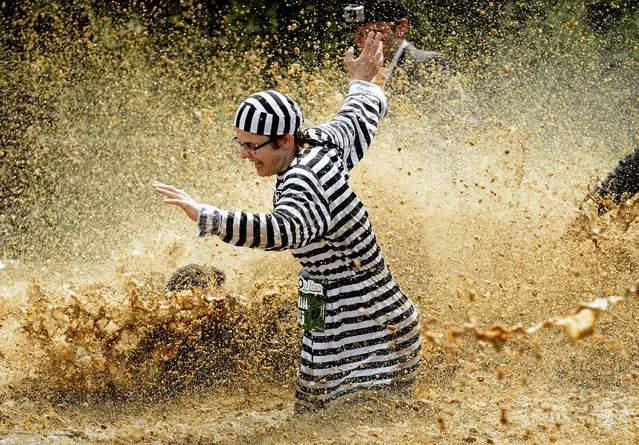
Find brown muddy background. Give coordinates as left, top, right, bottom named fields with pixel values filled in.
left=2, top=1, right=639, bottom=444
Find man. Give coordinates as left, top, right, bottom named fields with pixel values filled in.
left=165, top=263, right=226, bottom=293
left=153, top=32, right=422, bottom=412
left=344, top=0, right=449, bottom=91
left=344, top=0, right=478, bottom=121
left=589, top=146, right=639, bottom=215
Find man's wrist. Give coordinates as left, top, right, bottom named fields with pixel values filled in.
left=199, top=205, right=221, bottom=237
left=347, top=80, right=388, bottom=115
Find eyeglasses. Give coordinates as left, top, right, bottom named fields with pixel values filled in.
left=233, top=136, right=276, bottom=155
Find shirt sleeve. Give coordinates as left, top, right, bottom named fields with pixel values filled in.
left=304, top=80, right=387, bottom=171
left=198, top=166, right=330, bottom=250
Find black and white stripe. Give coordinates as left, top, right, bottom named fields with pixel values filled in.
left=234, top=90, right=304, bottom=136
left=200, top=80, right=421, bottom=410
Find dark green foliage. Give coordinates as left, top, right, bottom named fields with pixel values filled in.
left=2, top=1, right=638, bottom=63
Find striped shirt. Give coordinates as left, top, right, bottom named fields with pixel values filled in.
left=199, top=80, right=387, bottom=274
left=199, top=80, right=421, bottom=409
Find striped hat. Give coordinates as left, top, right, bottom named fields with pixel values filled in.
left=234, top=90, right=304, bottom=136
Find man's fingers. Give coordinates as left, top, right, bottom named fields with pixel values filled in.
left=374, top=43, right=384, bottom=66
left=360, top=31, right=375, bottom=59
left=152, top=182, right=184, bottom=194
left=154, top=184, right=179, bottom=193
left=162, top=199, right=189, bottom=208
left=344, top=46, right=354, bottom=65
left=152, top=181, right=175, bottom=190
left=373, top=33, right=383, bottom=61
left=153, top=186, right=180, bottom=198
left=372, top=31, right=383, bottom=46
left=356, top=31, right=383, bottom=66
left=157, top=189, right=182, bottom=200
left=153, top=184, right=190, bottom=200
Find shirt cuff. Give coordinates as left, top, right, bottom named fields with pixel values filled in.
left=198, top=205, right=221, bottom=237
left=348, top=80, right=388, bottom=117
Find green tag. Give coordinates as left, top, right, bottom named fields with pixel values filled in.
left=297, top=273, right=326, bottom=332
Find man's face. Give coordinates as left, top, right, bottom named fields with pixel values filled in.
left=235, top=128, right=288, bottom=177
left=355, top=20, right=407, bottom=58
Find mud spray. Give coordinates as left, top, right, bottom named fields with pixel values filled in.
left=2, top=3, right=639, bottom=444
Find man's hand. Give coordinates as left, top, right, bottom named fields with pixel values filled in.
left=153, top=181, right=200, bottom=222
left=345, top=31, right=384, bottom=82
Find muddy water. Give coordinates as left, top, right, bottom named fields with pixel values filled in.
left=2, top=19, right=639, bottom=444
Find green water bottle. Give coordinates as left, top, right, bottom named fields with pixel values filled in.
left=297, top=272, right=326, bottom=332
